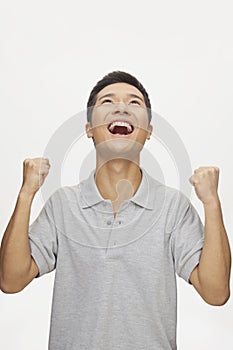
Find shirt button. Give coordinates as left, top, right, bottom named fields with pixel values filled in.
left=107, top=220, right=111, bottom=225
left=118, top=220, right=122, bottom=224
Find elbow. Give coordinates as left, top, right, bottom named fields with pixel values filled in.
left=0, top=284, right=24, bottom=294
left=216, top=292, right=231, bottom=306
left=205, top=291, right=231, bottom=306
left=0, top=285, right=22, bottom=294
left=0, top=279, right=25, bottom=294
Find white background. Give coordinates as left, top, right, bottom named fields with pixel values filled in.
left=0, top=1, right=233, bottom=349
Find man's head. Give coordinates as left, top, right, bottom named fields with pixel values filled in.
left=87, top=71, right=152, bottom=127
left=85, top=71, right=153, bottom=156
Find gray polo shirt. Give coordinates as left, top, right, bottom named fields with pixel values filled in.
left=28, top=167, right=204, bottom=350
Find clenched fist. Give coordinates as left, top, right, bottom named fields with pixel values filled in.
left=21, top=157, right=51, bottom=196
left=189, top=166, right=219, bottom=205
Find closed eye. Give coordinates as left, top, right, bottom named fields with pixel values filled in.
left=102, top=99, right=113, bottom=104
left=102, top=99, right=141, bottom=105
left=130, top=100, right=140, bottom=105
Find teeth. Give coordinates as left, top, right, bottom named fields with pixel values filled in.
left=109, top=121, right=132, bottom=132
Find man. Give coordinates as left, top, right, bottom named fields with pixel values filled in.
left=0, top=71, right=231, bottom=349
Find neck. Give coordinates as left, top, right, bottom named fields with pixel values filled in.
left=94, top=157, right=142, bottom=203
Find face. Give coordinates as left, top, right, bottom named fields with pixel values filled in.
left=86, top=82, right=153, bottom=158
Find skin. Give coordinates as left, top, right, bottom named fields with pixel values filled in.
left=189, top=167, right=231, bottom=305
left=85, top=82, right=153, bottom=217
left=0, top=158, right=50, bottom=292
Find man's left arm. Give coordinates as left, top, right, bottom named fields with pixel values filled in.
left=189, top=166, right=231, bottom=306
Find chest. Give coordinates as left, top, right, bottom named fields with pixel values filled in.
left=56, top=218, right=173, bottom=280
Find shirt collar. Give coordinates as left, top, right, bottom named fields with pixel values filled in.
left=80, top=166, right=157, bottom=210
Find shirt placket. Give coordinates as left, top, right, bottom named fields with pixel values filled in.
left=104, top=201, right=133, bottom=259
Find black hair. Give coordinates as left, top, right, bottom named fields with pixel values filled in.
left=86, top=70, right=152, bottom=126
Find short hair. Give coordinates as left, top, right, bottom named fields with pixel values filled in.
left=86, top=71, right=152, bottom=126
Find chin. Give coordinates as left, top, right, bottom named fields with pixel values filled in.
left=96, top=138, right=144, bottom=161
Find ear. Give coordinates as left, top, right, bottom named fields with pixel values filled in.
left=146, top=124, right=153, bottom=140
left=85, top=122, right=94, bottom=138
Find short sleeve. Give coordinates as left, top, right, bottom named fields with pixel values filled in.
left=170, top=196, right=205, bottom=284
left=28, top=196, right=58, bottom=278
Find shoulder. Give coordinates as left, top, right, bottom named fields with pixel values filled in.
left=146, top=170, right=190, bottom=208
left=45, top=182, right=84, bottom=207
left=145, top=171, right=192, bottom=231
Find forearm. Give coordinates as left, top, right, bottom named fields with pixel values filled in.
left=198, top=197, right=231, bottom=301
left=0, top=189, right=35, bottom=291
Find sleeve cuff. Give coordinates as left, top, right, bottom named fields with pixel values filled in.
left=29, top=238, right=50, bottom=278
left=179, top=237, right=204, bottom=284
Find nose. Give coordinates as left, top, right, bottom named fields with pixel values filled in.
left=112, top=102, right=130, bottom=115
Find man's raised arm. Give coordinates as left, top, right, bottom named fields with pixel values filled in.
left=0, top=157, right=50, bottom=293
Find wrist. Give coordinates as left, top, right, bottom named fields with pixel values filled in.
left=203, top=196, right=221, bottom=209
left=19, top=187, right=36, bottom=201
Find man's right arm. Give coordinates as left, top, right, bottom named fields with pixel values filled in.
left=0, top=189, right=39, bottom=293
left=0, top=157, right=51, bottom=293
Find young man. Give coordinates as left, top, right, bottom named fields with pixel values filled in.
left=0, top=71, right=231, bottom=349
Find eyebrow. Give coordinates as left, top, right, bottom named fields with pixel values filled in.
left=98, top=93, right=144, bottom=103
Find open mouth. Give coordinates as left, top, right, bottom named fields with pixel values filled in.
left=107, top=121, right=134, bottom=135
